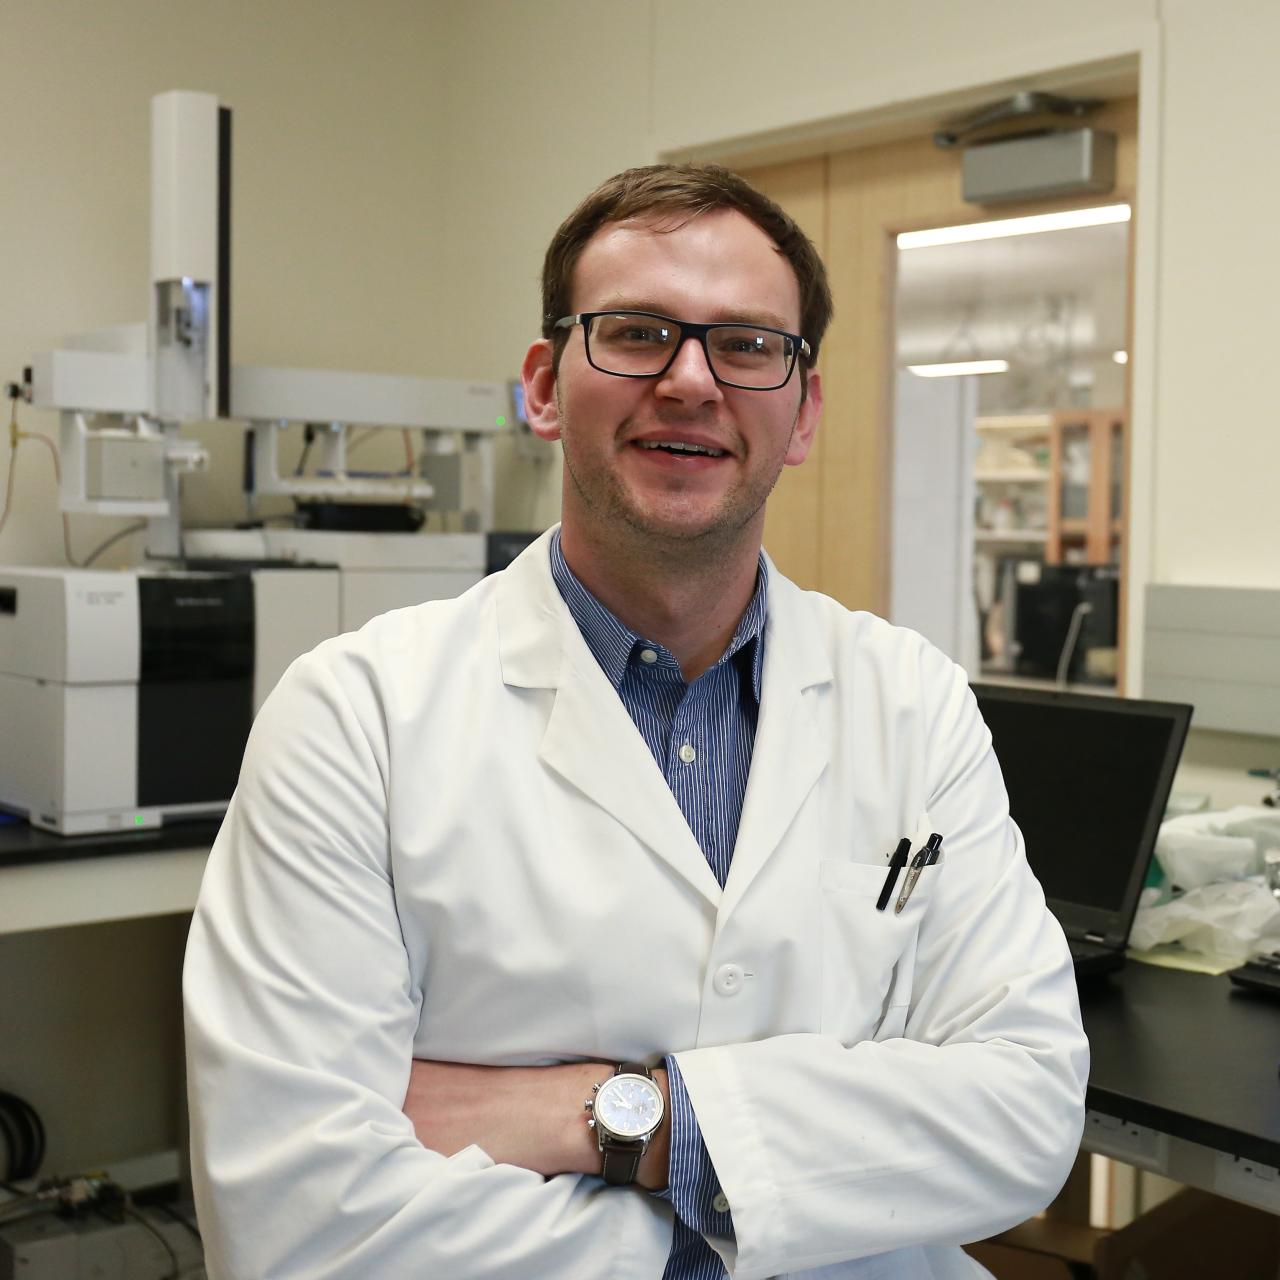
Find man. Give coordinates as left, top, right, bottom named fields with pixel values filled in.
left=184, top=165, right=1088, bottom=1279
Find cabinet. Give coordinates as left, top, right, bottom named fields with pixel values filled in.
left=1046, top=409, right=1125, bottom=565
left=973, top=411, right=1125, bottom=565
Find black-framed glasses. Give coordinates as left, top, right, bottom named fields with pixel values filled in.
left=554, top=311, right=810, bottom=391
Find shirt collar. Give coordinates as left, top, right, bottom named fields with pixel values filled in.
left=549, top=527, right=767, bottom=700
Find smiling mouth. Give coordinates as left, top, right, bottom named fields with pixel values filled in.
left=636, top=441, right=727, bottom=458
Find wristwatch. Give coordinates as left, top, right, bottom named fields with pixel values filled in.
left=585, top=1062, right=665, bottom=1185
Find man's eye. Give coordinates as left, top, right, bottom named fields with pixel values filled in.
left=714, top=331, right=777, bottom=360
left=598, top=319, right=670, bottom=345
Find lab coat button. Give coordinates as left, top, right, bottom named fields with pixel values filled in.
left=712, top=1192, right=730, bottom=1214
left=679, top=743, right=697, bottom=764
left=713, top=963, right=744, bottom=996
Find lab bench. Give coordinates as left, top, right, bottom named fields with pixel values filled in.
left=0, top=819, right=217, bottom=935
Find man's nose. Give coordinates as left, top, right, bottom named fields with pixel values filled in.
left=656, top=334, right=720, bottom=397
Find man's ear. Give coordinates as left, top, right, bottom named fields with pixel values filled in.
left=784, top=368, right=822, bottom=467
left=521, top=339, right=562, bottom=442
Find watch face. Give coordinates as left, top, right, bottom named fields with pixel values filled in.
left=596, top=1074, right=663, bottom=1139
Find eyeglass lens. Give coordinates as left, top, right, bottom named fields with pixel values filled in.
left=586, top=313, right=796, bottom=388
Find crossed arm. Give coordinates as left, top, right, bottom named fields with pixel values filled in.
left=401, top=1059, right=672, bottom=1191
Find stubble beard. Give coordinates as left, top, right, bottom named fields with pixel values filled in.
left=557, top=397, right=797, bottom=570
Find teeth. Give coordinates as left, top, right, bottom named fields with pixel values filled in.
left=640, top=441, right=726, bottom=457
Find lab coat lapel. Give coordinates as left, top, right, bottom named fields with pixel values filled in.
left=495, top=531, right=721, bottom=908
left=721, top=562, right=833, bottom=917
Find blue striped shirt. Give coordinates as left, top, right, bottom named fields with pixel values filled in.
left=550, top=529, right=765, bottom=1280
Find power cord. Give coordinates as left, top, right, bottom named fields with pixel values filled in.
left=81, top=519, right=147, bottom=568
left=0, top=1174, right=182, bottom=1279
left=124, top=1204, right=182, bottom=1279
left=0, top=1090, right=45, bottom=1182
left=0, top=386, right=78, bottom=565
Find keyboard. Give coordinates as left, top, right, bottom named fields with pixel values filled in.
left=1228, top=953, right=1280, bottom=997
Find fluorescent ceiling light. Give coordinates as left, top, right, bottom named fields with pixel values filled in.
left=908, top=359, right=1009, bottom=378
left=1112, top=350, right=1129, bottom=365
left=898, top=204, right=1131, bottom=250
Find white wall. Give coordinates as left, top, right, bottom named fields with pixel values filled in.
left=428, top=2, right=657, bottom=529
left=1153, top=0, right=1276, bottom=588
left=648, top=0, right=1156, bottom=155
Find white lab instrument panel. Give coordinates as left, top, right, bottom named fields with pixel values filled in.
left=0, top=566, right=337, bottom=835
left=183, top=529, right=486, bottom=633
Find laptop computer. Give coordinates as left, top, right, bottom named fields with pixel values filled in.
left=971, top=683, right=1192, bottom=978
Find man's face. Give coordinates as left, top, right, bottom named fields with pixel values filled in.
left=524, top=208, right=821, bottom=553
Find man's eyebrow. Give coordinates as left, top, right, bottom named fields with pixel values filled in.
left=590, top=299, right=797, bottom=331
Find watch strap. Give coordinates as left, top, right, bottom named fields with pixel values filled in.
left=600, top=1140, right=645, bottom=1186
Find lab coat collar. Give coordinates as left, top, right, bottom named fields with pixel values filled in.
left=495, top=526, right=834, bottom=913
left=722, top=554, right=834, bottom=915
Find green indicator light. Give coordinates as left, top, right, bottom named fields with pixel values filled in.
left=496, top=415, right=506, bottom=427
left=135, top=815, right=144, bottom=826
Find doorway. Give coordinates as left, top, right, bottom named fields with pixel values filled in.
left=738, top=95, right=1137, bottom=693
left=893, top=209, right=1131, bottom=688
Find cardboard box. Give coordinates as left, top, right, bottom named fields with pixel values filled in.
left=967, top=1189, right=1280, bottom=1280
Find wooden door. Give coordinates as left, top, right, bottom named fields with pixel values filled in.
left=742, top=97, right=1138, bottom=617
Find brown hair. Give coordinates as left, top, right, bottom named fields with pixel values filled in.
left=541, top=163, right=833, bottom=382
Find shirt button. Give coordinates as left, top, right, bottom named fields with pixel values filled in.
left=639, top=647, right=658, bottom=664
left=712, top=1192, right=730, bottom=1214
left=678, top=743, right=696, bottom=764
left=713, top=963, right=744, bottom=996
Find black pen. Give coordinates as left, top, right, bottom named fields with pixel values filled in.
left=875, top=838, right=912, bottom=911
left=895, top=833, right=943, bottom=914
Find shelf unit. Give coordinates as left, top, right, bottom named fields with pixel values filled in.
left=974, top=469, right=1049, bottom=484
left=974, top=530, right=1048, bottom=544
left=974, top=411, right=1125, bottom=565
left=1046, top=409, right=1125, bottom=565
left=973, top=415, right=1053, bottom=545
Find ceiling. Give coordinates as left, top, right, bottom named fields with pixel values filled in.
left=896, top=221, right=1130, bottom=312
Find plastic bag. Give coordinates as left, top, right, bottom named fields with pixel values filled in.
left=1130, top=808, right=1280, bottom=965
left=1129, top=879, right=1280, bottom=967
left=1154, top=806, right=1280, bottom=892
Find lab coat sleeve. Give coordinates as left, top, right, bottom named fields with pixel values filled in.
left=662, top=1055, right=735, bottom=1238
left=183, top=645, right=671, bottom=1280
left=673, top=651, right=1089, bottom=1280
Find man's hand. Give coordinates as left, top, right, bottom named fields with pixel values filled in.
left=403, top=1060, right=670, bottom=1190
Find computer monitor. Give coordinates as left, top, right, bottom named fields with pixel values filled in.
left=1013, top=564, right=1118, bottom=682
left=972, top=683, right=1191, bottom=947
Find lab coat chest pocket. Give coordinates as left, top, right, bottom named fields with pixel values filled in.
left=819, top=859, right=936, bottom=1044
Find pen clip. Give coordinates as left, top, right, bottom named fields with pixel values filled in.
left=894, top=833, right=943, bottom=914
left=875, top=838, right=912, bottom=912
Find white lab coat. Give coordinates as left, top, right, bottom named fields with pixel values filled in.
left=184, top=528, right=1088, bottom=1280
